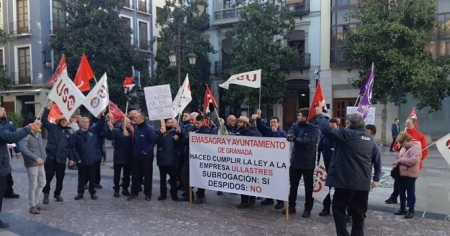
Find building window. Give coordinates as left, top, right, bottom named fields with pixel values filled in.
left=138, top=0, right=147, bottom=12
left=52, top=0, right=65, bottom=34
left=429, top=12, right=450, bottom=57
left=333, top=98, right=356, bottom=125
left=139, top=21, right=148, bottom=50
left=17, top=0, right=29, bottom=34
left=123, top=0, right=131, bottom=8
left=330, top=1, right=358, bottom=66
left=18, top=47, right=31, bottom=84
left=121, top=16, right=132, bottom=45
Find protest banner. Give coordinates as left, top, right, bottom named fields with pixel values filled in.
left=189, top=133, right=290, bottom=201
left=144, top=84, right=173, bottom=121
left=346, top=106, right=376, bottom=124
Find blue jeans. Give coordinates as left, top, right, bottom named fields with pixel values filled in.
left=398, top=176, right=416, bottom=211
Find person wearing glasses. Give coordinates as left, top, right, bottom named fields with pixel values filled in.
left=393, top=132, right=421, bottom=219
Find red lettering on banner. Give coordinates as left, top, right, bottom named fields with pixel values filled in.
left=55, top=78, right=76, bottom=111
left=250, top=186, right=262, bottom=193
left=236, top=73, right=257, bottom=82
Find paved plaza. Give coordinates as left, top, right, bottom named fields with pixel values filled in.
left=0, top=141, right=449, bottom=235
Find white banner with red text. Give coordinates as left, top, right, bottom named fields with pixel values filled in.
left=189, top=133, right=290, bottom=201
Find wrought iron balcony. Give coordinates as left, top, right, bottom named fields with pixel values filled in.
left=280, top=53, right=311, bottom=71
left=286, top=0, right=310, bottom=17
left=10, top=71, right=46, bottom=86
left=9, top=21, right=32, bottom=36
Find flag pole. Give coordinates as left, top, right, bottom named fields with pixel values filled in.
left=36, top=96, right=51, bottom=120
left=258, top=87, right=261, bottom=110
left=123, top=101, right=129, bottom=132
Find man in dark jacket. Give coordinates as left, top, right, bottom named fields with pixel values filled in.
left=41, top=103, right=74, bottom=204
left=179, top=112, right=198, bottom=201
left=255, top=109, right=286, bottom=210
left=156, top=118, right=182, bottom=201
left=225, top=115, right=237, bottom=135
left=316, top=108, right=373, bottom=236
left=107, top=118, right=133, bottom=197
left=73, top=113, right=106, bottom=200
left=0, top=107, right=41, bottom=229
left=236, top=115, right=262, bottom=209
left=283, top=108, right=319, bottom=218
left=0, top=108, right=21, bottom=199
left=128, top=113, right=156, bottom=201
left=317, top=118, right=338, bottom=216
left=191, top=115, right=211, bottom=204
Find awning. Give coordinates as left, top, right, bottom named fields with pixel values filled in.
left=0, top=88, right=49, bottom=95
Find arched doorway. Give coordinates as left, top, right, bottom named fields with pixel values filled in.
left=283, top=79, right=310, bottom=131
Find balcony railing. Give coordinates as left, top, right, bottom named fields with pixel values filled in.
left=9, top=21, right=32, bottom=36
left=10, top=71, right=46, bottom=86
left=280, top=53, right=311, bottom=71
left=213, top=7, right=243, bottom=21
left=286, top=0, right=310, bottom=17
left=50, top=21, right=66, bottom=35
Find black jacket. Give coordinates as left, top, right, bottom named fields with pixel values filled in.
left=107, top=127, right=133, bottom=165
left=42, top=109, right=73, bottom=164
left=0, top=125, right=31, bottom=176
left=156, top=129, right=182, bottom=166
left=317, top=114, right=373, bottom=191
left=73, top=116, right=106, bottom=166
left=288, top=121, right=319, bottom=170
left=236, top=126, right=261, bottom=137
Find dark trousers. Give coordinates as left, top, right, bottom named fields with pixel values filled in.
left=390, top=137, right=396, bottom=150
left=131, top=157, right=153, bottom=197
left=176, top=154, right=184, bottom=187
left=288, top=167, right=314, bottom=210
left=0, top=176, right=7, bottom=212
left=43, top=159, right=66, bottom=196
left=398, top=176, right=416, bottom=211
left=181, top=158, right=190, bottom=193
left=159, top=165, right=177, bottom=196
left=95, top=161, right=101, bottom=185
left=323, top=188, right=332, bottom=209
left=241, top=195, right=256, bottom=204
left=4, top=173, right=14, bottom=196
left=332, top=188, right=369, bottom=236
left=77, top=164, right=96, bottom=195
left=389, top=178, right=399, bottom=199
left=114, top=163, right=131, bottom=192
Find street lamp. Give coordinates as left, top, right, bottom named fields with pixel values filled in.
left=168, top=45, right=197, bottom=87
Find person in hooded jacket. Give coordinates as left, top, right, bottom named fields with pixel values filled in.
left=255, top=109, right=286, bottom=210
left=41, top=102, right=74, bottom=204
left=236, top=115, right=262, bottom=209
left=283, top=108, right=319, bottom=218
left=156, top=118, right=182, bottom=201
left=107, top=118, right=133, bottom=197
left=72, top=112, right=107, bottom=200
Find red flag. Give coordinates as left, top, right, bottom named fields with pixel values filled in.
left=308, top=80, right=327, bottom=121
left=74, top=53, right=95, bottom=92
left=408, top=107, right=418, bottom=127
left=123, top=76, right=135, bottom=94
left=203, top=85, right=218, bottom=115
left=109, top=101, right=125, bottom=123
left=47, top=105, right=63, bottom=124
left=47, top=55, right=67, bottom=86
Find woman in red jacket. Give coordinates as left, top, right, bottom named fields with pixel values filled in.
left=393, top=132, right=421, bottom=219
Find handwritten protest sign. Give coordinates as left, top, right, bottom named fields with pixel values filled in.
left=144, top=84, right=173, bottom=121
left=189, top=133, right=290, bottom=201
left=346, top=106, right=376, bottom=125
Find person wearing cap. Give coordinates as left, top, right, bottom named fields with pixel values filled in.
left=235, top=115, right=262, bottom=209
left=283, top=108, right=319, bottom=218
left=41, top=103, right=74, bottom=204
left=72, top=112, right=107, bottom=200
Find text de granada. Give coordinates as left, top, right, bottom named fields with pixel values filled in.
left=191, top=136, right=286, bottom=149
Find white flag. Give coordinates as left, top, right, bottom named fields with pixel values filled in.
left=48, top=73, right=86, bottom=121
left=312, top=154, right=328, bottom=199
left=83, top=73, right=109, bottom=117
left=436, top=133, right=450, bottom=167
left=219, top=69, right=261, bottom=89
left=172, top=74, right=192, bottom=118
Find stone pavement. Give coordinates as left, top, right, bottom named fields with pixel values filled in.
left=0, top=141, right=449, bottom=235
